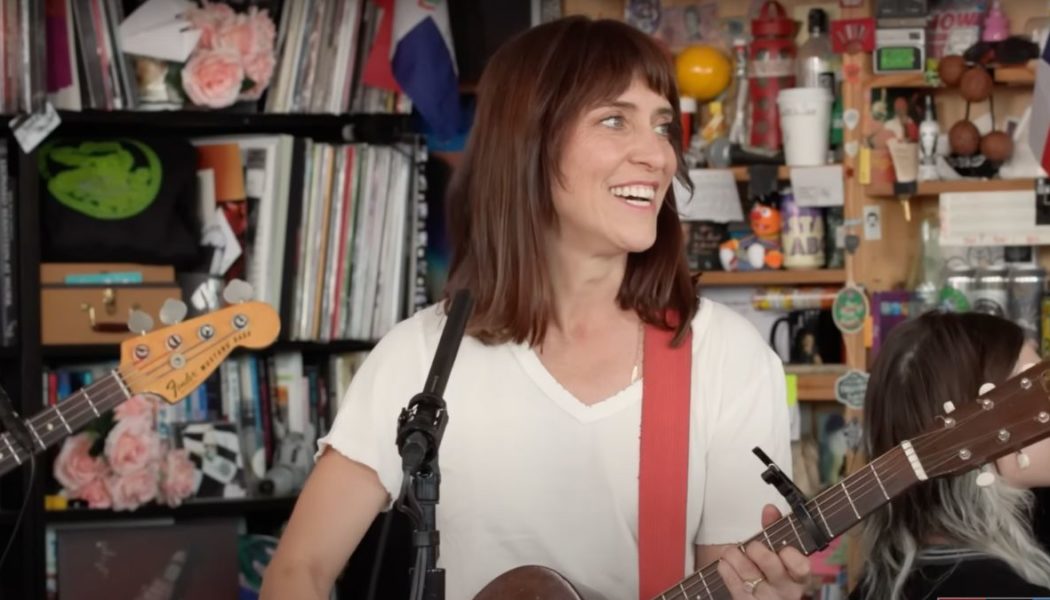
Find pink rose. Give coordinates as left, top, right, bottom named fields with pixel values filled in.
left=240, top=52, right=276, bottom=100
left=181, top=49, right=244, bottom=108
left=76, top=478, right=112, bottom=510
left=53, top=433, right=104, bottom=492
left=114, top=394, right=155, bottom=424
left=159, top=449, right=197, bottom=507
left=186, top=2, right=237, bottom=48
left=106, top=467, right=159, bottom=511
left=214, top=14, right=258, bottom=58
left=246, top=8, right=276, bottom=52
left=104, top=417, right=160, bottom=476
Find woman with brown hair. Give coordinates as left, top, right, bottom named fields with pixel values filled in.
left=851, top=311, right=1050, bottom=600
left=261, top=16, right=807, bottom=600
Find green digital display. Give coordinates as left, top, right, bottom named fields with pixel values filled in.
left=877, top=47, right=921, bottom=71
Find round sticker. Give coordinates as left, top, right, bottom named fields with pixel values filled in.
left=833, top=284, right=869, bottom=334
left=835, top=369, right=870, bottom=410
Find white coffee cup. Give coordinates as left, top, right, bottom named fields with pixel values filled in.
left=777, top=87, right=833, bottom=166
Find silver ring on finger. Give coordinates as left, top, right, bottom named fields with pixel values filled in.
left=743, top=576, right=765, bottom=595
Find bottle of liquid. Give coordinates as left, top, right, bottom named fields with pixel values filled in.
left=797, top=8, right=834, bottom=91
left=796, top=8, right=842, bottom=155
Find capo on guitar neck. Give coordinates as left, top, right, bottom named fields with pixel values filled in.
left=752, top=447, right=830, bottom=552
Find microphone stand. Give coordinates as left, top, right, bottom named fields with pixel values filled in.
left=395, top=290, right=474, bottom=600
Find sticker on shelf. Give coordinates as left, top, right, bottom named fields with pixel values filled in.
left=862, top=204, right=882, bottom=240
left=834, top=369, right=870, bottom=410
left=10, top=102, right=61, bottom=154
left=842, top=108, right=860, bottom=131
left=833, top=284, right=869, bottom=334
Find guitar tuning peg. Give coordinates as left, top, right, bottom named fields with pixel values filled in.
left=158, top=298, right=188, bottom=325
left=1016, top=451, right=1031, bottom=470
left=223, top=279, right=254, bottom=305
left=975, top=465, right=996, bottom=488
left=943, top=401, right=956, bottom=414
left=1021, top=363, right=1037, bottom=372
left=978, top=382, right=996, bottom=396
left=127, top=310, right=154, bottom=335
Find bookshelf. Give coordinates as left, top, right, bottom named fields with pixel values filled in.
left=865, top=62, right=1036, bottom=89
left=697, top=269, right=848, bottom=287
left=0, top=108, right=413, bottom=599
left=864, top=177, right=1037, bottom=198
left=44, top=495, right=299, bottom=523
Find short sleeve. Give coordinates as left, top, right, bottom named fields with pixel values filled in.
left=315, top=312, right=430, bottom=505
left=695, top=314, right=791, bottom=545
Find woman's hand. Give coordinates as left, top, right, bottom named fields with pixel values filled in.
left=716, top=504, right=810, bottom=599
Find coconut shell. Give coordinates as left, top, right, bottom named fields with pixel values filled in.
left=980, top=131, right=1014, bottom=162
left=959, top=67, right=993, bottom=102
left=949, top=120, right=981, bottom=156
left=938, top=55, right=966, bottom=87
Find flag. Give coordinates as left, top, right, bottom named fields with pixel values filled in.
left=1030, top=31, right=1050, bottom=174
left=364, top=0, right=462, bottom=138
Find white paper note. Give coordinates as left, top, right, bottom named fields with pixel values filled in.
left=789, top=165, right=845, bottom=207
left=940, top=190, right=1050, bottom=246
left=677, top=169, right=744, bottom=223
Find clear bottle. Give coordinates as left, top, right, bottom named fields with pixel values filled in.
left=796, top=8, right=835, bottom=91
left=796, top=8, right=842, bottom=153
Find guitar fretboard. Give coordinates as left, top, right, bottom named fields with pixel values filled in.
left=654, top=446, right=919, bottom=600
left=0, top=372, right=131, bottom=476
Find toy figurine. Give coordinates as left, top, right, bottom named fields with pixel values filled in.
left=719, top=198, right=784, bottom=270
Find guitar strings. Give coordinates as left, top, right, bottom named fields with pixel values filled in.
left=671, top=413, right=1048, bottom=600
left=670, top=372, right=1047, bottom=599
left=7, top=327, right=244, bottom=463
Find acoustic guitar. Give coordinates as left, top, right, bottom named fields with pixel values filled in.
left=475, top=359, right=1050, bottom=599
left=0, top=286, right=279, bottom=478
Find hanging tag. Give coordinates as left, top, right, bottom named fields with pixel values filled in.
left=834, top=370, right=869, bottom=410
left=833, top=284, right=869, bottom=334
left=9, top=102, right=60, bottom=154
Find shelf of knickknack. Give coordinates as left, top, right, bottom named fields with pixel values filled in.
left=865, top=63, right=1035, bottom=89
left=696, top=269, right=847, bottom=287
left=864, top=177, right=1038, bottom=198
left=785, top=364, right=850, bottom=402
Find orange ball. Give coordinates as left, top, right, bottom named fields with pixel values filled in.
left=675, top=45, right=732, bottom=102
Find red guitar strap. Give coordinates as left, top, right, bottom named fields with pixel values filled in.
left=638, top=323, right=692, bottom=600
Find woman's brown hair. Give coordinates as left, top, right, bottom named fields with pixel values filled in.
left=863, top=311, right=1025, bottom=543
left=444, top=16, right=696, bottom=346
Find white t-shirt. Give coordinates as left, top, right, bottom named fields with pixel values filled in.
left=318, top=298, right=791, bottom=600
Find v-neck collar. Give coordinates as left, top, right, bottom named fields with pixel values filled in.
left=508, top=342, right=642, bottom=424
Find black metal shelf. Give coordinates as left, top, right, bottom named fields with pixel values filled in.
left=44, top=110, right=416, bottom=143
left=44, top=495, right=298, bottom=523
left=41, top=338, right=376, bottom=361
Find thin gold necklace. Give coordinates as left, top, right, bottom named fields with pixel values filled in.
left=630, top=320, right=643, bottom=383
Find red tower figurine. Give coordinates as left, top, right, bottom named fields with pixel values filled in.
left=748, top=0, right=797, bottom=151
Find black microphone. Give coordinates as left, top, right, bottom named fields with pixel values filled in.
left=397, top=289, right=474, bottom=472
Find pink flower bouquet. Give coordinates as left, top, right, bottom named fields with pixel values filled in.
left=53, top=394, right=196, bottom=511
left=179, top=2, right=277, bottom=109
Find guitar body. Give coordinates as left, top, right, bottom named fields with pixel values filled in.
left=474, top=566, right=582, bottom=600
